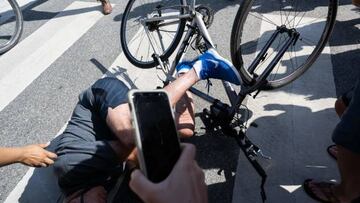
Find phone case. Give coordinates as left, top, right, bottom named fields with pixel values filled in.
left=128, top=89, right=179, bottom=178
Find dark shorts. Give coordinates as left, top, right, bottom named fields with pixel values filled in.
left=53, top=77, right=130, bottom=196
left=332, top=78, right=360, bottom=154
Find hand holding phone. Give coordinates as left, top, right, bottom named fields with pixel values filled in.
left=129, top=144, right=208, bottom=203
left=128, top=90, right=181, bottom=183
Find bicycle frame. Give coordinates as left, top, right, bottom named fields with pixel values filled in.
left=142, top=0, right=298, bottom=104
left=140, top=1, right=301, bottom=201
left=144, top=3, right=298, bottom=107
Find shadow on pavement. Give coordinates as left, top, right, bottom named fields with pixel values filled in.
left=183, top=132, right=240, bottom=203
left=233, top=103, right=339, bottom=202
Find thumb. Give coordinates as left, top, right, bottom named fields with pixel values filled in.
left=129, top=170, right=156, bottom=202
left=38, top=142, right=50, bottom=148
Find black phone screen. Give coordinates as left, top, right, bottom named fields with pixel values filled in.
left=133, top=92, right=181, bottom=183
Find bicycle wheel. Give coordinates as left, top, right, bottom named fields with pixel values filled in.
left=0, top=0, right=23, bottom=54
left=121, top=0, right=187, bottom=69
left=231, top=0, right=337, bottom=90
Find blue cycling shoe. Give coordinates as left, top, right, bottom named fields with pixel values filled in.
left=176, top=48, right=241, bottom=85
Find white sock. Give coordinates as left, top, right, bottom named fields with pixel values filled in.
left=192, top=60, right=203, bottom=79
left=177, top=68, right=190, bottom=76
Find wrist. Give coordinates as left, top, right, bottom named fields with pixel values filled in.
left=13, top=147, right=26, bottom=163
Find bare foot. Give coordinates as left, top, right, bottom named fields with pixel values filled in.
left=353, top=0, right=360, bottom=7
left=175, top=91, right=195, bottom=138
left=304, top=179, right=340, bottom=203
left=67, top=186, right=107, bottom=203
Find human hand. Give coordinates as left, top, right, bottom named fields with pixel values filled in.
left=19, top=143, right=57, bottom=167
left=129, top=143, right=208, bottom=203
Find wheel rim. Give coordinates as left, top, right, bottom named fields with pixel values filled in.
left=0, top=0, right=23, bottom=54
left=121, top=0, right=185, bottom=67
left=236, top=0, right=337, bottom=88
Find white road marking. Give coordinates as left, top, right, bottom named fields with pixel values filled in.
left=0, top=1, right=104, bottom=112
left=279, top=185, right=302, bottom=193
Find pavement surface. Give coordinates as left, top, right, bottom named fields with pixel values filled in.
left=0, top=0, right=359, bottom=203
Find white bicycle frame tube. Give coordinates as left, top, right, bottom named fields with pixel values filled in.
left=139, top=0, right=237, bottom=105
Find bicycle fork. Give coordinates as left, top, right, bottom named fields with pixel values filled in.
left=246, top=26, right=300, bottom=88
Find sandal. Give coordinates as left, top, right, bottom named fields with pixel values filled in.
left=303, top=179, right=340, bottom=203
left=327, top=145, right=338, bottom=160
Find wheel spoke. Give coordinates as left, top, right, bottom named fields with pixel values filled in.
left=135, top=31, right=147, bottom=60
left=248, top=12, right=279, bottom=27
left=236, top=0, right=334, bottom=87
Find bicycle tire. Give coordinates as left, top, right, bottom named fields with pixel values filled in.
left=0, top=0, right=23, bottom=54
left=230, top=0, right=338, bottom=90
left=121, top=0, right=187, bottom=69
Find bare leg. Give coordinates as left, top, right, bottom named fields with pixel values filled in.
left=329, top=98, right=348, bottom=160
left=175, top=91, right=195, bottom=138
left=174, top=72, right=197, bottom=138
left=333, top=145, right=360, bottom=202
left=164, top=69, right=199, bottom=107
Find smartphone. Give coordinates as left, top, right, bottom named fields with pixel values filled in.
left=128, top=90, right=181, bottom=183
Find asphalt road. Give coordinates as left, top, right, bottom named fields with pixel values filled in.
left=0, top=0, right=359, bottom=202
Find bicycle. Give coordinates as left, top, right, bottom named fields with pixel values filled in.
left=0, top=0, right=23, bottom=54
left=120, top=0, right=338, bottom=201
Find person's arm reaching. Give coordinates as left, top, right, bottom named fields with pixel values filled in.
left=0, top=143, right=57, bottom=167
left=129, top=143, right=208, bottom=203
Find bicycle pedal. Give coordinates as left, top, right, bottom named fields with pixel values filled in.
left=257, top=149, right=272, bottom=160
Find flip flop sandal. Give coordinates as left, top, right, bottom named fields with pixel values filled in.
left=80, top=188, right=90, bottom=203
left=327, top=145, right=337, bottom=160
left=303, top=179, right=340, bottom=203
